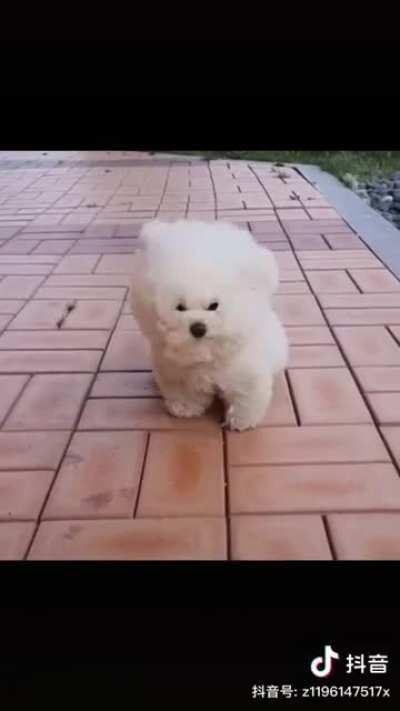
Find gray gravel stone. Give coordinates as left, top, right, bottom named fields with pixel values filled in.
left=374, top=185, right=389, bottom=195
left=342, top=173, right=358, bottom=190
left=348, top=170, right=400, bottom=232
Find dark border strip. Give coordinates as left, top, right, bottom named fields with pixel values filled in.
left=296, top=162, right=400, bottom=279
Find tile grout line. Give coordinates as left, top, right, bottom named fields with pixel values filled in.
left=23, top=523, right=41, bottom=561
left=281, top=224, right=400, bottom=481
left=0, top=369, right=104, bottom=376
left=345, top=269, right=363, bottom=293
left=206, top=161, right=218, bottom=220
left=300, top=198, right=314, bottom=221
left=387, top=325, right=400, bottom=349
left=229, top=458, right=392, bottom=468
left=185, top=163, right=191, bottom=218
left=0, top=374, right=33, bottom=429
left=132, top=432, right=151, bottom=518
left=321, top=234, right=333, bottom=250
left=248, top=164, right=288, bottom=236
left=296, top=165, right=400, bottom=283
left=15, top=514, right=228, bottom=525
left=247, top=162, right=400, bottom=482
left=155, top=162, right=174, bottom=219
left=248, top=165, right=322, bottom=436
left=222, top=428, right=232, bottom=561
left=3, top=430, right=389, bottom=441
left=0, top=369, right=151, bottom=375
left=10, top=506, right=400, bottom=527
left=0, top=346, right=143, bottom=353
left=22, top=268, right=128, bottom=559
left=91, top=254, right=103, bottom=273
left=22, top=374, right=97, bottom=560
left=322, top=515, right=338, bottom=561
left=284, top=370, right=301, bottom=426
left=0, top=227, right=26, bottom=252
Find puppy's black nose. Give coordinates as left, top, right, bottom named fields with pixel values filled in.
left=190, top=321, right=207, bottom=338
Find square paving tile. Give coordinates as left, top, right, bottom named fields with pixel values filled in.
left=231, top=515, right=332, bottom=560
left=327, top=513, right=400, bottom=560
left=101, top=330, right=152, bottom=371
left=229, top=463, right=400, bottom=514
left=288, top=368, right=371, bottom=424
left=43, top=431, right=146, bottom=520
left=0, top=522, right=36, bottom=560
left=0, top=431, right=70, bottom=470
left=227, top=424, right=389, bottom=466
left=137, top=431, right=224, bottom=517
left=0, top=374, right=29, bottom=425
left=4, top=373, right=92, bottom=430
left=28, top=517, right=227, bottom=560
left=0, top=470, right=54, bottom=520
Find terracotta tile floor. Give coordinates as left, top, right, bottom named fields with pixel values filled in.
left=1, top=151, right=400, bottom=560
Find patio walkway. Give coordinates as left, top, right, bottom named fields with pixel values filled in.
left=1, top=150, right=400, bottom=560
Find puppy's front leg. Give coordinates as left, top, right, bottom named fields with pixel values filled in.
left=223, top=372, right=273, bottom=431
left=156, top=370, right=212, bottom=419
left=165, top=392, right=212, bottom=419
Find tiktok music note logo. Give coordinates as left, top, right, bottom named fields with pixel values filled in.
left=310, top=645, right=340, bottom=678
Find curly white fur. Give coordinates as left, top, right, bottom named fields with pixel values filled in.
left=130, top=219, right=289, bottom=431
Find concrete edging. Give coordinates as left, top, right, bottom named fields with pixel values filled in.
left=295, top=162, right=400, bottom=279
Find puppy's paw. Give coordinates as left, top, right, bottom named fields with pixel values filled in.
left=223, top=405, right=259, bottom=432
left=165, top=399, right=206, bottom=419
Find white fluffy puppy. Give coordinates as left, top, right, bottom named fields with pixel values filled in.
left=130, top=219, right=288, bottom=431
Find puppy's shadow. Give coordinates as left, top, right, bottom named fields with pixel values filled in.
left=207, top=397, right=225, bottom=424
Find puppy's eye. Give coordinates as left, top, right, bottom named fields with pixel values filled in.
left=207, top=302, right=219, bottom=311
left=176, top=304, right=187, bottom=312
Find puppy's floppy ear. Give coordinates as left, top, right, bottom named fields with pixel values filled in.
left=132, top=220, right=172, bottom=325
left=242, top=245, right=279, bottom=296
left=129, top=243, right=158, bottom=339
